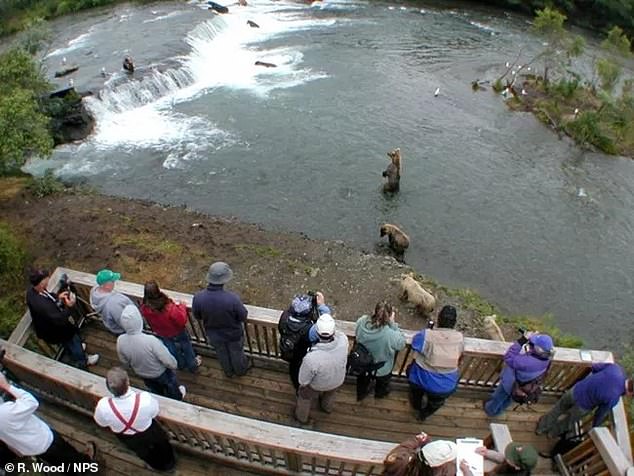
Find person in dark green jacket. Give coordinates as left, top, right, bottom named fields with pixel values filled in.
left=355, top=302, right=406, bottom=400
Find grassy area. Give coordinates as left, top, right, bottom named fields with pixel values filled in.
left=507, top=77, right=633, bottom=157
left=0, top=0, right=158, bottom=37
left=0, top=221, right=29, bottom=339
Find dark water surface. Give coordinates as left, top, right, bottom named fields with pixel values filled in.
left=29, top=0, right=634, bottom=349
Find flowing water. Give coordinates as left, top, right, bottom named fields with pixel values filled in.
left=28, top=0, right=634, bottom=349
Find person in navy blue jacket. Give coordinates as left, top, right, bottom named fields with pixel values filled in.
left=536, top=363, right=633, bottom=438
left=192, top=262, right=251, bottom=377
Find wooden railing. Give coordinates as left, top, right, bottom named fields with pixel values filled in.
left=11, top=267, right=632, bottom=465
left=34, top=268, right=611, bottom=390
left=0, top=339, right=394, bottom=475
left=557, top=427, right=632, bottom=476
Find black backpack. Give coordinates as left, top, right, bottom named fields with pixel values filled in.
left=511, top=361, right=551, bottom=405
left=278, top=310, right=313, bottom=362
left=347, top=341, right=384, bottom=376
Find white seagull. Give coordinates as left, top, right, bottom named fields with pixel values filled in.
left=434, top=87, right=440, bottom=97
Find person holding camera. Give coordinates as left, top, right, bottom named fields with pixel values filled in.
left=484, top=330, right=553, bottom=417
left=355, top=301, right=405, bottom=400
left=26, top=269, right=99, bottom=369
left=407, top=305, right=464, bottom=421
left=278, top=291, right=331, bottom=390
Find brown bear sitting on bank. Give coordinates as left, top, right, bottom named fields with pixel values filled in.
left=400, top=274, right=436, bottom=316
left=382, top=148, right=401, bottom=193
left=380, top=223, right=410, bottom=258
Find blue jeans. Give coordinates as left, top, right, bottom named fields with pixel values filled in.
left=143, top=369, right=183, bottom=401
left=160, top=331, right=198, bottom=372
left=484, top=383, right=513, bottom=417
left=62, top=333, right=87, bottom=369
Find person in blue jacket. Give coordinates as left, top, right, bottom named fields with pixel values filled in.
left=484, top=331, right=553, bottom=417
left=536, top=363, right=633, bottom=438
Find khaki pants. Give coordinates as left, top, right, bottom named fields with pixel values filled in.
left=295, top=385, right=338, bottom=423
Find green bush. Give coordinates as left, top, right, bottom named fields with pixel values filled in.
left=566, top=111, right=617, bottom=154
left=28, top=169, right=64, bottom=198
left=0, top=297, right=22, bottom=339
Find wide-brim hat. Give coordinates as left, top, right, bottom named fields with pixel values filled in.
left=206, top=262, right=233, bottom=285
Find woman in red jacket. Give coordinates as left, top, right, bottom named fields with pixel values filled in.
left=141, top=281, right=202, bottom=373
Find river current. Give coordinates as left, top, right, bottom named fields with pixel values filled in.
left=28, top=0, right=634, bottom=349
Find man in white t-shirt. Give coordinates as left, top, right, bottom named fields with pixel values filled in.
left=0, top=373, right=95, bottom=470
left=94, top=367, right=175, bottom=471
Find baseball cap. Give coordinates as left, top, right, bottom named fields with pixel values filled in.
left=505, top=443, right=538, bottom=471
left=316, top=314, right=335, bottom=338
left=96, top=269, right=121, bottom=285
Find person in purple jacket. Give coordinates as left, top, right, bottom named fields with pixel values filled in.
left=536, top=363, right=633, bottom=438
left=484, top=331, right=553, bottom=417
left=192, top=262, right=251, bottom=377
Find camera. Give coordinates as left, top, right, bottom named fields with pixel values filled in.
left=306, top=291, right=320, bottom=322
left=427, top=320, right=435, bottom=329
left=58, top=273, right=71, bottom=294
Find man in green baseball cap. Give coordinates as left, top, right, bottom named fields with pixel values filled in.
left=90, top=268, right=134, bottom=334
left=475, top=442, right=538, bottom=474
left=96, top=269, right=121, bottom=286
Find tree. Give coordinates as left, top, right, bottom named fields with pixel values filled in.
left=0, top=48, right=52, bottom=174
left=595, top=26, right=632, bottom=94
left=532, top=7, right=585, bottom=82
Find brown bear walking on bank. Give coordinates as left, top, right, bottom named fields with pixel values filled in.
left=382, top=148, right=401, bottom=193
left=399, top=273, right=436, bottom=317
left=380, top=223, right=409, bottom=260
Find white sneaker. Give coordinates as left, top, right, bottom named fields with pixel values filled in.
left=87, top=354, right=100, bottom=366
left=179, top=385, right=187, bottom=398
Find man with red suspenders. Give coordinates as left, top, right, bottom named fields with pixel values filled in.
left=93, top=367, right=175, bottom=471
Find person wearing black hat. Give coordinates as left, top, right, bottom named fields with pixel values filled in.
left=192, top=262, right=251, bottom=377
left=25, top=269, right=99, bottom=369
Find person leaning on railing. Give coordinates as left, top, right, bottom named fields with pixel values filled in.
left=0, top=372, right=97, bottom=471
left=141, top=280, right=202, bottom=373
left=94, top=367, right=175, bottom=472
left=192, top=262, right=252, bottom=378
left=278, top=291, right=332, bottom=391
left=26, top=269, right=99, bottom=369
left=90, top=269, right=135, bottom=335
left=536, top=363, right=633, bottom=438
left=407, top=305, right=464, bottom=421
left=355, top=301, right=406, bottom=401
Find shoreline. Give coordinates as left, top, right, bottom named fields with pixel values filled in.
left=0, top=176, right=583, bottom=347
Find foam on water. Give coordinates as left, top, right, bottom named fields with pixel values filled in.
left=80, top=0, right=337, bottom=166
left=46, top=31, right=94, bottom=58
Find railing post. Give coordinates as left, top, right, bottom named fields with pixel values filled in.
left=590, top=427, right=631, bottom=476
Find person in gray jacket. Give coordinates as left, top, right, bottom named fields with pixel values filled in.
left=295, top=314, right=348, bottom=424
left=90, top=269, right=135, bottom=335
left=116, top=304, right=186, bottom=401
left=355, top=301, right=406, bottom=400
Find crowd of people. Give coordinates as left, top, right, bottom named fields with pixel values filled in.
left=0, top=262, right=631, bottom=473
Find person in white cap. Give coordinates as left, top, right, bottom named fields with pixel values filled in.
left=295, top=314, right=348, bottom=424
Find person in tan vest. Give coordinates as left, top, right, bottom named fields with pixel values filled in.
left=406, top=305, right=464, bottom=421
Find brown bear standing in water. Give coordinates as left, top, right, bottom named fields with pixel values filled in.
left=380, top=223, right=410, bottom=259
left=382, top=148, right=401, bottom=193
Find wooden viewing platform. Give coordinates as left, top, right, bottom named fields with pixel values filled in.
left=3, top=267, right=633, bottom=475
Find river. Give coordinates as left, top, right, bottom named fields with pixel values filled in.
left=26, top=0, right=634, bottom=350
